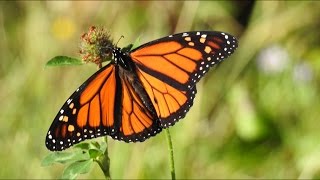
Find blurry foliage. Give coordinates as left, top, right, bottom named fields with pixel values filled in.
left=1, top=1, right=320, bottom=179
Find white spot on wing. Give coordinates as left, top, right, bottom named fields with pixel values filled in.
left=201, top=34, right=207, bottom=38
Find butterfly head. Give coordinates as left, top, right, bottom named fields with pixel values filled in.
left=80, top=26, right=116, bottom=66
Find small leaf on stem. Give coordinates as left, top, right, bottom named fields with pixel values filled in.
left=41, top=150, right=89, bottom=166
left=61, top=159, right=93, bottom=179
left=46, top=56, right=83, bottom=67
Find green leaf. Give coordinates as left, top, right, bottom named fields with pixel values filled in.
left=45, top=56, right=83, bottom=67
left=74, top=142, right=91, bottom=150
left=99, top=140, right=107, bottom=152
left=90, top=141, right=101, bottom=149
left=89, top=149, right=103, bottom=159
left=41, top=150, right=89, bottom=166
left=74, top=141, right=102, bottom=151
left=61, top=159, right=93, bottom=179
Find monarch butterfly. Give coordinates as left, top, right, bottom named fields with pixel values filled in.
left=46, top=30, right=238, bottom=151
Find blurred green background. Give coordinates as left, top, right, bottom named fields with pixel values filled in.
left=1, top=1, right=320, bottom=179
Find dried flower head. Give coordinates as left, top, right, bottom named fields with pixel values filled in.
left=79, top=26, right=114, bottom=66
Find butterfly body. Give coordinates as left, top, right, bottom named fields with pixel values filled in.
left=46, top=31, right=238, bottom=151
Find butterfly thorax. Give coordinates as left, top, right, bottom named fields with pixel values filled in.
left=113, top=48, right=132, bottom=71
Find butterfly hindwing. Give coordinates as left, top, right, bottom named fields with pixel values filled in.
left=135, top=68, right=197, bottom=127
left=115, top=72, right=162, bottom=142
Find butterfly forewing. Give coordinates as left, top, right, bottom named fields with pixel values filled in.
left=130, top=31, right=238, bottom=88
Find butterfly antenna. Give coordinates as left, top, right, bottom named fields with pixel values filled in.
left=116, top=35, right=124, bottom=46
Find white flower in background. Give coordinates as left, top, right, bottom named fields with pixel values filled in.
left=256, top=45, right=289, bottom=74
left=293, top=62, right=313, bottom=84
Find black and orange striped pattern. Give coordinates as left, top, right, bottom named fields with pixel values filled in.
left=46, top=31, right=238, bottom=151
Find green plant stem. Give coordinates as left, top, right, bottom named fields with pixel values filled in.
left=96, top=137, right=111, bottom=180
left=165, top=129, right=176, bottom=180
